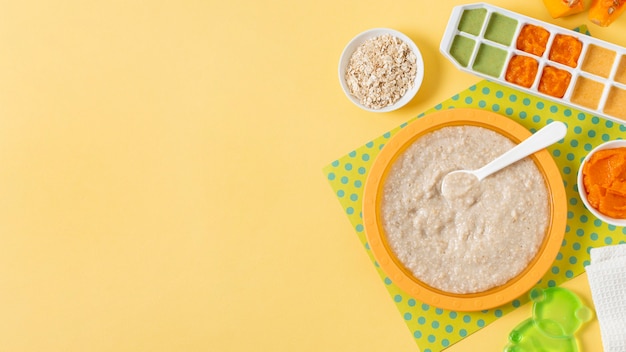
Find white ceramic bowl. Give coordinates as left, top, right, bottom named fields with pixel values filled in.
left=338, top=28, right=424, bottom=112
left=578, top=140, right=626, bottom=227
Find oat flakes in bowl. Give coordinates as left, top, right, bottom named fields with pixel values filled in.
left=338, top=28, right=424, bottom=112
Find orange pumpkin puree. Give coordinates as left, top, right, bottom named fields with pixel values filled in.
left=538, top=66, right=571, bottom=98
left=549, top=34, right=582, bottom=68
left=583, top=147, right=626, bottom=218
left=516, top=24, right=550, bottom=57
left=505, top=55, right=538, bottom=88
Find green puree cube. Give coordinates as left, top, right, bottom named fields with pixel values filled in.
left=484, top=13, right=518, bottom=46
left=458, top=8, right=487, bottom=36
left=473, top=44, right=507, bottom=78
left=450, top=35, right=475, bottom=67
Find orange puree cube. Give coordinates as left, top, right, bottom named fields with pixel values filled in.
left=539, top=66, right=571, bottom=98
left=549, top=34, right=583, bottom=68
left=505, top=55, right=539, bottom=88
left=517, top=24, right=550, bottom=57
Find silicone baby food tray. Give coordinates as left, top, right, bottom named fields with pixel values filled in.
left=441, top=3, right=626, bottom=125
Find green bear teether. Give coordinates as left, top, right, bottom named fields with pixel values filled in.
left=504, top=287, right=593, bottom=352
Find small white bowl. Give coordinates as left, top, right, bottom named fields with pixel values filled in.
left=338, top=28, right=424, bottom=112
left=578, top=139, right=626, bottom=227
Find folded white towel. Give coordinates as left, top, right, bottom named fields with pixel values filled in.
left=591, top=244, right=626, bottom=264
left=586, top=244, right=626, bottom=352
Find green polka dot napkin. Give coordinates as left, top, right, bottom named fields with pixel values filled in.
left=324, top=79, right=626, bottom=352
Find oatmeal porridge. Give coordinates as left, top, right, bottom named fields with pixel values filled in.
left=381, top=125, right=549, bottom=294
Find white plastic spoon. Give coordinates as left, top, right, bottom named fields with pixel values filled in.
left=441, top=121, right=567, bottom=200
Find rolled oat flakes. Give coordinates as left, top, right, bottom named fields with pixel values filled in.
left=345, top=34, right=417, bottom=110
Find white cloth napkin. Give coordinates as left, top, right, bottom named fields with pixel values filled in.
left=586, top=244, right=626, bottom=352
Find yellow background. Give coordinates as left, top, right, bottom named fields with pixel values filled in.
left=0, top=0, right=623, bottom=351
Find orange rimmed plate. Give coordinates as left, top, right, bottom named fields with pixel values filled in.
left=362, top=108, right=567, bottom=311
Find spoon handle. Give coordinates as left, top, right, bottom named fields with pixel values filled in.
left=474, top=121, right=567, bottom=181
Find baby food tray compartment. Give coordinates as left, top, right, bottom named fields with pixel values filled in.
left=440, top=2, right=626, bottom=125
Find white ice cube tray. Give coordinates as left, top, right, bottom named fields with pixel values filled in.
left=440, top=3, right=626, bottom=125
